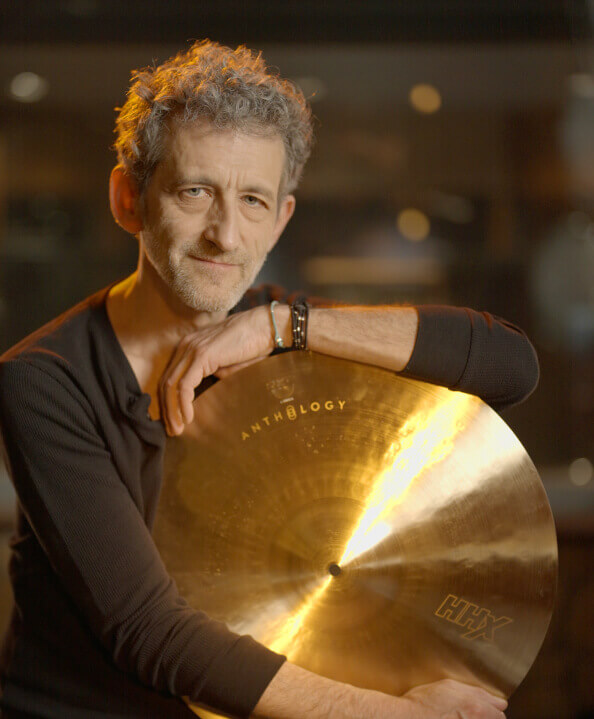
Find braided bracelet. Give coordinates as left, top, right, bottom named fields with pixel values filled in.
left=290, top=299, right=309, bottom=350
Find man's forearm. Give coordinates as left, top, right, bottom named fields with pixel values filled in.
left=252, top=661, right=508, bottom=719
left=252, top=661, right=401, bottom=719
left=272, top=301, right=538, bottom=410
left=274, top=305, right=419, bottom=373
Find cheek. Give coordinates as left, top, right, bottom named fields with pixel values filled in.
left=246, top=218, right=277, bottom=250
left=147, top=196, right=189, bottom=228
left=148, top=212, right=192, bottom=246
left=246, top=237, right=273, bottom=263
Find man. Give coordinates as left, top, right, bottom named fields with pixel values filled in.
left=0, top=40, right=535, bottom=718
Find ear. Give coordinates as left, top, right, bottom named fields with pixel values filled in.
left=268, top=194, right=296, bottom=251
left=109, top=165, right=144, bottom=234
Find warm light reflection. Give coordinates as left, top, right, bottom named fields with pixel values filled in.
left=409, top=83, right=442, bottom=114
left=338, top=392, right=474, bottom=567
left=397, top=208, right=431, bottom=241
left=341, top=520, right=393, bottom=562
left=267, top=576, right=332, bottom=655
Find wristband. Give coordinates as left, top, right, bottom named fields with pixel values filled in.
left=290, top=299, right=309, bottom=350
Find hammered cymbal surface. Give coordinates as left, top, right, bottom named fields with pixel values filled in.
left=154, top=352, right=557, bottom=712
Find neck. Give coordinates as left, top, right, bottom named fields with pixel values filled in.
left=106, top=259, right=227, bottom=417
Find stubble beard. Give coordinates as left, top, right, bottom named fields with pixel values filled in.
left=149, top=242, right=267, bottom=314
left=168, top=261, right=253, bottom=313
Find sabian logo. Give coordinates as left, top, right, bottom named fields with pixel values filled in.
left=240, top=399, right=347, bottom=440
left=435, top=593, right=513, bottom=641
left=266, top=377, right=295, bottom=402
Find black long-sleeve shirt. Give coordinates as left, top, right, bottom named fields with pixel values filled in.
left=0, top=286, right=538, bottom=718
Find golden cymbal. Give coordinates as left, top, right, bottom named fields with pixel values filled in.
left=154, top=352, right=557, bottom=716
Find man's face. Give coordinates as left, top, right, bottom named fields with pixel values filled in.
left=139, top=120, right=294, bottom=313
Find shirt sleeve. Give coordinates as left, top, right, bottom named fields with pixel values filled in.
left=238, top=287, right=539, bottom=411
left=0, top=357, right=285, bottom=717
left=402, top=305, right=539, bottom=411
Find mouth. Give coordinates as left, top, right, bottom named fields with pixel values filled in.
left=190, top=256, right=238, bottom=269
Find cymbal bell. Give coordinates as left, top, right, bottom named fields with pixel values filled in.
left=154, top=352, right=557, bottom=717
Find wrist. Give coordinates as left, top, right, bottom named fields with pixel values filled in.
left=289, top=299, right=309, bottom=349
left=336, top=684, right=415, bottom=719
left=266, top=302, right=292, bottom=350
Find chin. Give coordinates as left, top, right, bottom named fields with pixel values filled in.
left=173, top=277, right=249, bottom=314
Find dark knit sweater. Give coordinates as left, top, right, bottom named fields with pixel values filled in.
left=0, top=285, right=538, bottom=718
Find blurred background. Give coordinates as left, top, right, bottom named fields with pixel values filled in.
left=0, top=1, right=593, bottom=716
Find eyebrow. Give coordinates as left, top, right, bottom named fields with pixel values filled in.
left=176, top=176, right=276, bottom=204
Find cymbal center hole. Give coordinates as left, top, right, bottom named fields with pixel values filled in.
left=328, top=562, right=342, bottom=577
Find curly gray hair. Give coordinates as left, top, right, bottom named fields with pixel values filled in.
left=114, top=40, right=314, bottom=197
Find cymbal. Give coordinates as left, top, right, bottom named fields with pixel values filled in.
left=154, top=352, right=557, bottom=716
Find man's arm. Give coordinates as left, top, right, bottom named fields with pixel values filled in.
left=159, top=301, right=538, bottom=436
left=0, top=356, right=285, bottom=716
left=251, top=662, right=507, bottom=718
left=305, top=305, right=419, bottom=373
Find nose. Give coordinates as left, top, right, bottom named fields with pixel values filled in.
left=203, top=200, right=239, bottom=252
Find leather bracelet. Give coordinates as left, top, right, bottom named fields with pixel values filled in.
left=290, top=299, right=309, bottom=350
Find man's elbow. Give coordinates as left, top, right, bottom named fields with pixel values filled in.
left=512, top=339, right=539, bottom=403
left=491, top=335, right=540, bottom=410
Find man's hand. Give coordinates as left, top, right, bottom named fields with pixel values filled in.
left=252, top=662, right=506, bottom=718
left=347, top=679, right=507, bottom=719
left=158, top=301, right=420, bottom=436
left=159, top=305, right=288, bottom=436
left=397, top=679, right=507, bottom=718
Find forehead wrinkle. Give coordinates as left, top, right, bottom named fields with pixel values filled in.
left=166, top=122, right=284, bottom=188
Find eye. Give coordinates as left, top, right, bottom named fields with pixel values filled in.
left=243, top=194, right=266, bottom=208
left=182, top=187, right=208, bottom=199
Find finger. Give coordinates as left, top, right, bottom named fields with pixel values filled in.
left=177, top=365, right=203, bottom=427
left=172, top=348, right=218, bottom=430
left=475, top=690, right=507, bottom=710
left=443, top=709, right=505, bottom=719
left=160, top=347, right=194, bottom=436
left=492, top=696, right=507, bottom=710
left=444, top=682, right=507, bottom=711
